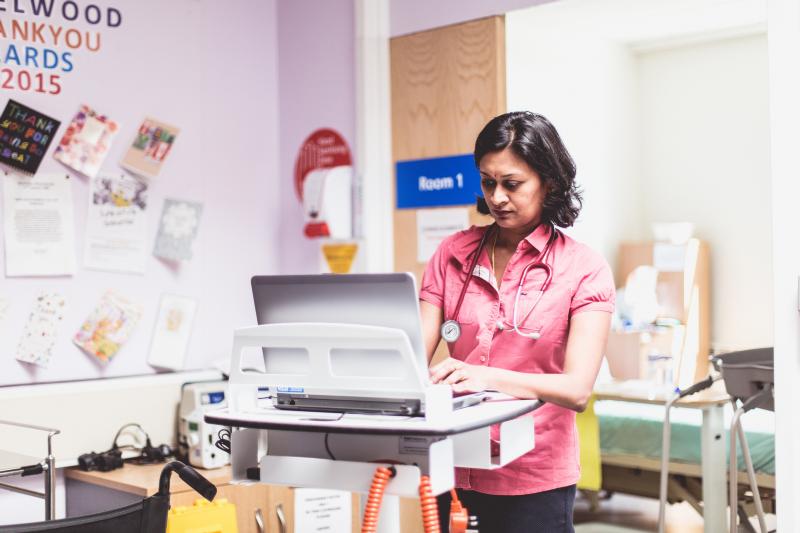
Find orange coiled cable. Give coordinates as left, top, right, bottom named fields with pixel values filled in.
left=419, top=475, right=441, bottom=533
left=361, top=466, right=395, bottom=533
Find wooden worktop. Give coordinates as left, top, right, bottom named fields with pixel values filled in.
left=64, top=462, right=233, bottom=497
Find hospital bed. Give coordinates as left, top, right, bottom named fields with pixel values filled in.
left=583, top=383, right=775, bottom=532
left=598, top=404, right=775, bottom=499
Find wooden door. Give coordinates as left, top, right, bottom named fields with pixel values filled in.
left=389, top=17, right=507, bottom=533
left=391, top=16, right=506, bottom=364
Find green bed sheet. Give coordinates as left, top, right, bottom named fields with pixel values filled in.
left=598, top=413, right=775, bottom=476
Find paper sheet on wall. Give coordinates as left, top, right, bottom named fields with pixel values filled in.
left=3, top=173, right=76, bottom=276
left=84, top=174, right=149, bottom=274
left=147, top=294, right=197, bottom=370
left=416, top=207, right=470, bottom=262
left=73, top=290, right=142, bottom=363
left=153, top=198, right=203, bottom=261
left=16, top=292, right=66, bottom=368
left=294, top=488, right=351, bottom=533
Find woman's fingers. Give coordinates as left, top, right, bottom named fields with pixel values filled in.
left=444, top=368, right=465, bottom=385
left=429, top=358, right=462, bottom=383
left=451, top=381, right=473, bottom=394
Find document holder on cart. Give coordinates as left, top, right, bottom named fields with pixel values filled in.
left=207, top=322, right=543, bottom=498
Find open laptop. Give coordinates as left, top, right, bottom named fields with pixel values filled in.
left=251, top=273, right=488, bottom=414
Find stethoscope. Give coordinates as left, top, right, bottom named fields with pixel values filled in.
left=440, top=224, right=556, bottom=343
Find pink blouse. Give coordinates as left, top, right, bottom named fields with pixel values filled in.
left=420, top=223, right=615, bottom=495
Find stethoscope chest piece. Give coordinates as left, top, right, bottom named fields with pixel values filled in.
left=441, top=319, right=461, bottom=343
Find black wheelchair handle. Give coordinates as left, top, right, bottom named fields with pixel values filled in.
left=159, top=460, right=217, bottom=502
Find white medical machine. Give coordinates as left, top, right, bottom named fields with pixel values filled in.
left=207, top=273, right=543, bottom=532
left=179, top=381, right=229, bottom=469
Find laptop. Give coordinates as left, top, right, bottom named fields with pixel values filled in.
left=251, top=273, right=487, bottom=414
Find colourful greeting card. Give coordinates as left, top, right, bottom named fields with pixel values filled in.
left=53, top=104, right=119, bottom=178
left=0, top=99, right=61, bottom=175
left=73, top=290, right=142, bottom=363
left=120, top=118, right=180, bottom=179
left=153, top=198, right=203, bottom=261
left=16, top=292, right=66, bottom=368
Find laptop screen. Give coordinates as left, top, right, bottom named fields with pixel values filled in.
left=251, top=273, right=427, bottom=370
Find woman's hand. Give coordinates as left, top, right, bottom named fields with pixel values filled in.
left=429, top=357, right=494, bottom=393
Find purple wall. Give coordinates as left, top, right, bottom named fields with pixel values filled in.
left=390, top=0, right=553, bottom=37
left=0, top=1, right=280, bottom=386
left=276, top=0, right=356, bottom=274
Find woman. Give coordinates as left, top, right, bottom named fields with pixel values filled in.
left=420, top=111, right=615, bottom=532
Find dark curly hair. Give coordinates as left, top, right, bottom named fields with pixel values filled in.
left=474, top=111, right=582, bottom=228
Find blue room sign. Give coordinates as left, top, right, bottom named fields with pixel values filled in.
left=395, top=154, right=482, bottom=209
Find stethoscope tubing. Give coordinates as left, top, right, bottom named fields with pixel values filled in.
left=448, top=224, right=556, bottom=340
left=450, top=225, right=495, bottom=326
left=509, top=243, right=554, bottom=338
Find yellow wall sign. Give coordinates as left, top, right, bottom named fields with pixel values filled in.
left=322, top=243, right=358, bottom=274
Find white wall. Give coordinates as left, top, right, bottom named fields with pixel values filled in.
left=766, top=0, right=800, bottom=525
left=506, top=1, right=649, bottom=261
left=637, top=35, right=772, bottom=350
left=505, top=0, right=769, bottom=352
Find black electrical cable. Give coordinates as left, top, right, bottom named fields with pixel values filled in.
left=111, top=422, right=148, bottom=450
left=324, top=433, right=336, bottom=460
left=215, top=428, right=232, bottom=454
left=322, top=412, right=346, bottom=460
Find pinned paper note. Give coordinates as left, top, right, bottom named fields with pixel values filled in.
left=294, top=488, right=351, bottom=533
left=147, top=294, right=197, bottom=370
left=153, top=198, right=203, bottom=261
left=417, top=207, right=469, bottom=262
left=16, top=293, right=66, bottom=368
left=322, top=243, right=358, bottom=274
left=3, top=173, right=77, bottom=277
left=84, top=174, right=149, bottom=274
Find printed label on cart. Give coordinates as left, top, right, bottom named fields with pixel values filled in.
left=277, top=386, right=304, bottom=393
left=399, top=436, right=439, bottom=455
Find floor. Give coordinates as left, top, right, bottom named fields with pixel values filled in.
left=573, top=493, right=777, bottom=533
left=573, top=492, right=705, bottom=533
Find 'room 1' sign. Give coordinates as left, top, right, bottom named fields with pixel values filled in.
left=395, top=153, right=482, bottom=209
